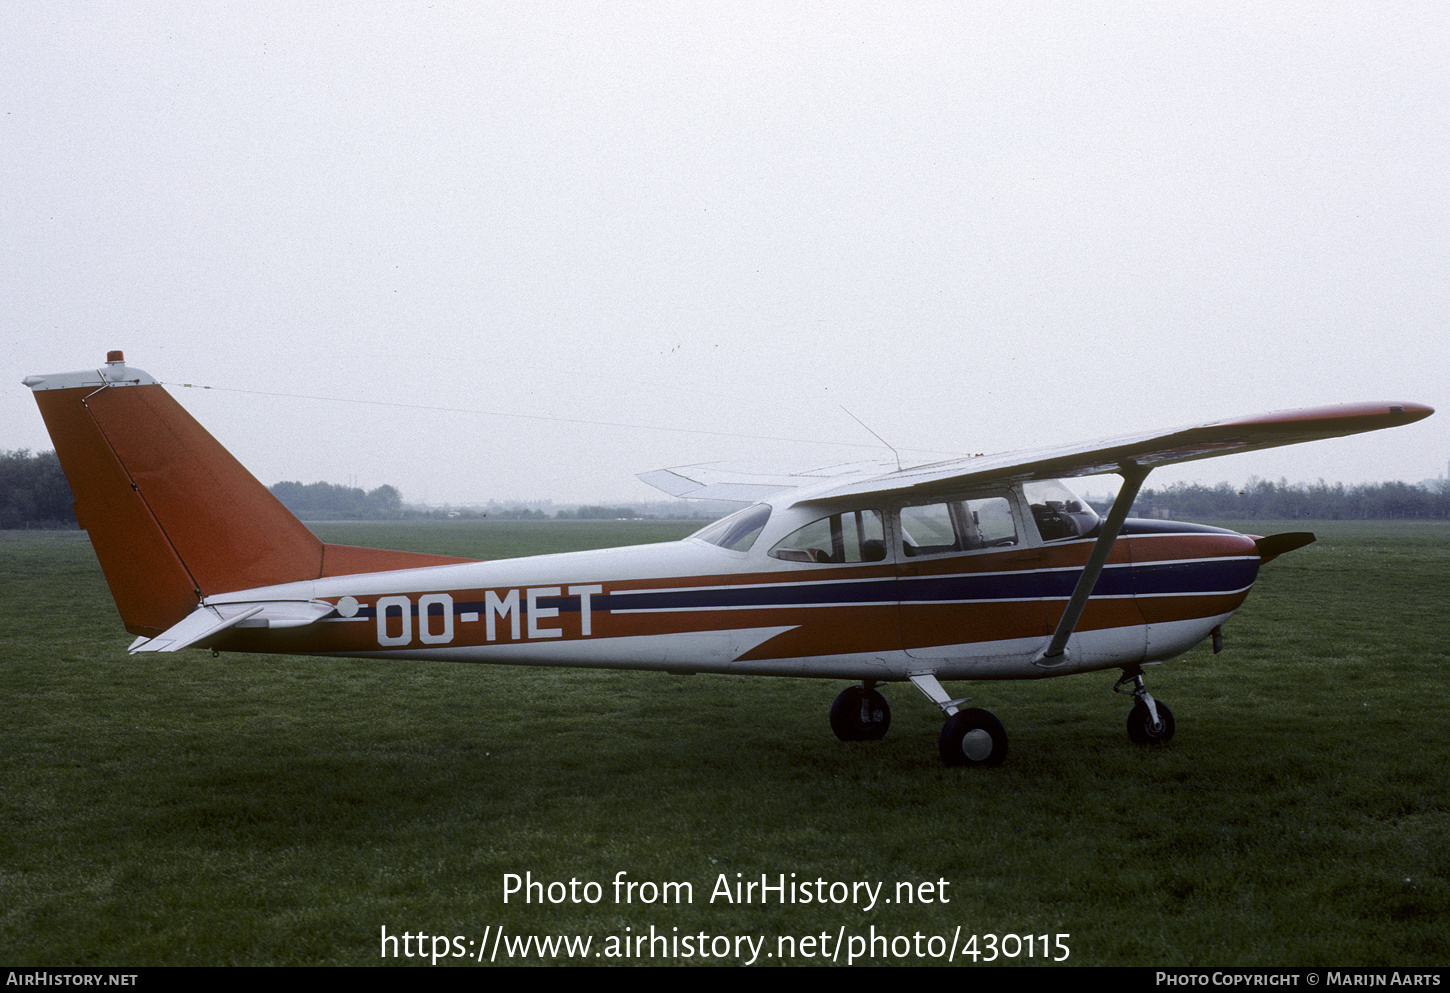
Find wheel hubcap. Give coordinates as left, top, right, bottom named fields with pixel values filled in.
left=961, top=728, right=993, bottom=762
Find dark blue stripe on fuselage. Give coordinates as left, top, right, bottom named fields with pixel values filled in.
left=346, top=556, right=1259, bottom=619
left=1128, top=558, right=1259, bottom=596
left=597, top=558, right=1258, bottom=612
left=885, top=557, right=1256, bottom=604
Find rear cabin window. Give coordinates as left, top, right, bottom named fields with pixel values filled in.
left=899, top=496, right=1017, bottom=556
left=769, top=510, right=886, bottom=564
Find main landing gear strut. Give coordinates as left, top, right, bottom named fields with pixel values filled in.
left=835, top=678, right=1003, bottom=765
left=828, top=673, right=1002, bottom=767
left=903, top=673, right=1009, bottom=767
left=829, top=674, right=1011, bottom=767
left=831, top=680, right=1010, bottom=766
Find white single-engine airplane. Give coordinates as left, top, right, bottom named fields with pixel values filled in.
left=25, top=352, right=1433, bottom=766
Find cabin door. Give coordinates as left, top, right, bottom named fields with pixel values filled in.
left=894, top=495, right=1049, bottom=662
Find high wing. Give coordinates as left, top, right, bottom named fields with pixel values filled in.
left=646, top=400, right=1428, bottom=677
left=641, top=402, right=1434, bottom=504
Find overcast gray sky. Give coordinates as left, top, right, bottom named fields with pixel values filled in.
left=5, top=2, right=1447, bottom=505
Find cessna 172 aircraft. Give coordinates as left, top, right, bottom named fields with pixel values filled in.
left=25, top=352, right=1433, bottom=767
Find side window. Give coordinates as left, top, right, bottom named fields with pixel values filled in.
left=899, top=503, right=960, bottom=556
left=900, top=496, right=1017, bottom=557
left=970, top=496, right=1017, bottom=545
left=769, top=510, right=886, bottom=564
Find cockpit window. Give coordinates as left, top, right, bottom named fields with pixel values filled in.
left=689, top=503, right=772, bottom=552
left=1023, top=480, right=1100, bottom=542
left=769, top=510, right=886, bottom=564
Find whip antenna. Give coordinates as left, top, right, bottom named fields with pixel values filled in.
left=840, top=406, right=902, bottom=471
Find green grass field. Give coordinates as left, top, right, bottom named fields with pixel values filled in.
left=2, top=519, right=1446, bottom=966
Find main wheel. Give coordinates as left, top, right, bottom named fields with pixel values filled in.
left=938, top=708, right=1008, bottom=767
left=1127, top=699, right=1175, bottom=744
left=829, top=686, right=891, bottom=741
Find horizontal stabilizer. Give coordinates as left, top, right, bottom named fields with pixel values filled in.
left=129, top=600, right=334, bottom=653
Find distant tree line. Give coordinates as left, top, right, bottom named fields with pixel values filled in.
left=554, top=505, right=645, bottom=520
left=4, top=449, right=1448, bottom=527
left=269, top=480, right=404, bottom=520
left=477, top=498, right=728, bottom=520
left=0, top=450, right=76, bottom=528
left=1125, top=478, right=1450, bottom=520
left=481, top=506, right=551, bottom=520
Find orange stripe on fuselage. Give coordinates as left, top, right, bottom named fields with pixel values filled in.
left=1119, top=531, right=1259, bottom=564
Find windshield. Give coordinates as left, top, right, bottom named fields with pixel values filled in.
left=1023, top=480, right=1101, bottom=541
left=689, top=503, right=772, bottom=552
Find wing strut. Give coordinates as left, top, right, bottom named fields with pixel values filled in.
left=1034, top=463, right=1151, bottom=667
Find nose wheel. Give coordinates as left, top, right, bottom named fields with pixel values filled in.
left=1115, top=668, right=1175, bottom=744
left=1127, top=699, right=1175, bottom=743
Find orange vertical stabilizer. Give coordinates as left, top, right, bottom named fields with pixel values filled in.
left=27, top=353, right=474, bottom=637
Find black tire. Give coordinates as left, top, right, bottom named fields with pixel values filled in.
left=938, top=708, right=1008, bottom=767
left=1127, top=699, right=1175, bottom=744
left=829, top=686, right=891, bottom=742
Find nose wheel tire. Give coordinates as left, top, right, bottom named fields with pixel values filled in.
left=938, top=708, right=1008, bottom=767
left=1127, top=699, right=1175, bottom=744
left=829, top=685, right=892, bottom=741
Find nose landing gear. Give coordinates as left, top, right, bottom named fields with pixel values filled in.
left=1115, top=667, right=1175, bottom=744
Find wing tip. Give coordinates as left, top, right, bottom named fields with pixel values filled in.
left=1217, top=401, right=1433, bottom=431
